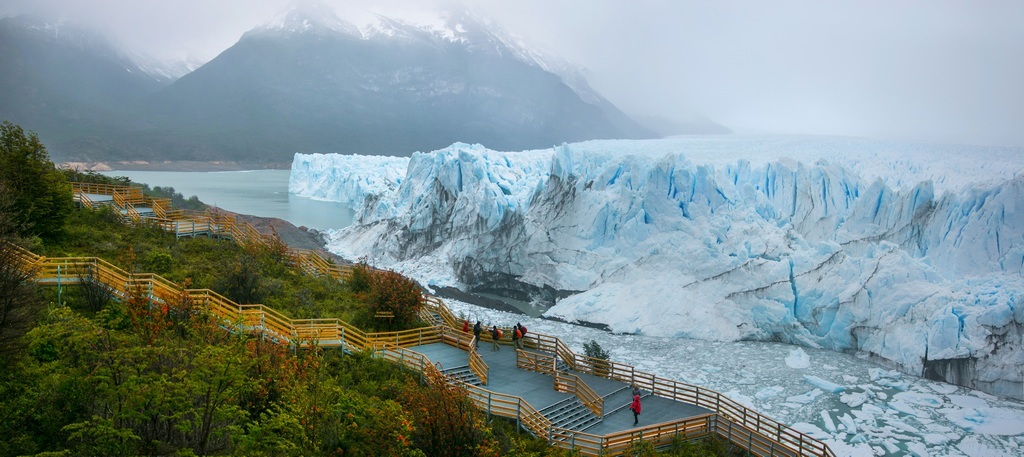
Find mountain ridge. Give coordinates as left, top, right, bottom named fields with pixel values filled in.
left=0, top=8, right=726, bottom=163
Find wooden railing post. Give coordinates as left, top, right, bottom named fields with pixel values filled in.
left=516, top=398, right=521, bottom=431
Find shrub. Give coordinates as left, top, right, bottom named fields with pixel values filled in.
left=358, top=268, right=424, bottom=330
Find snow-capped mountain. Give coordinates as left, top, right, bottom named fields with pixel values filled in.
left=292, top=135, right=1024, bottom=400
left=0, top=4, right=671, bottom=163
left=135, top=3, right=654, bottom=162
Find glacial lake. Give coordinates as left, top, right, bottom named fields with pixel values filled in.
left=100, top=170, right=354, bottom=231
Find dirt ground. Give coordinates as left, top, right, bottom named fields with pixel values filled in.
left=226, top=211, right=348, bottom=264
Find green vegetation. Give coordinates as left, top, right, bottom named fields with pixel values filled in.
left=583, top=339, right=610, bottom=361
left=0, top=122, right=739, bottom=456
left=0, top=121, right=73, bottom=241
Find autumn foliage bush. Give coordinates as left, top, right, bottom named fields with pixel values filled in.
left=351, top=262, right=425, bottom=330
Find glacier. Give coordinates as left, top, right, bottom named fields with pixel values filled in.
left=290, top=135, right=1024, bottom=399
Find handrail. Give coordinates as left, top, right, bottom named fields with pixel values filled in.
left=553, top=372, right=603, bottom=417
left=516, top=349, right=557, bottom=375
left=551, top=413, right=717, bottom=455
left=78, top=192, right=94, bottom=209
left=467, top=345, right=488, bottom=386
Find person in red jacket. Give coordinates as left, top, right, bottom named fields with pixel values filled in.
left=629, top=394, right=642, bottom=426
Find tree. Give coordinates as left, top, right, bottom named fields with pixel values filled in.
left=350, top=264, right=424, bottom=329
left=0, top=184, right=43, bottom=365
left=583, top=340, right=610, bottom=361
left=583, top=340, right=611, bottom=377
left=0, top=121, right=73, bottom=240
left=400, top=368, right=492, bottom=456
left=216, top=252, right=265, bottom=304
left=0, top=240, right=42, bottom=365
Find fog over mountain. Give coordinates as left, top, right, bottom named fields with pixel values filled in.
left=0, top=4, right=698, bottom=164
left=3, top=0, right=1023, bottom=152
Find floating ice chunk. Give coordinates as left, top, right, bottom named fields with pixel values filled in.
left=804, top=375, right=845, bottom=393
left=861, top=403, right=885, bottom=417
left=906, top=441, right=930, bottom=456
left=838, top=413, right=857, bottom=434
left=821, top=438, right=875, bottom=457
left=756, top=386, right=785, bottom=400
left=885, top=418, right=920, bottom=434
left=786, top=348, right=811, bottom=369
left=956, top=434, right=1015, bottom=456
left=882, top=439, right=900, bottom=454
left=840, top=391, right=869, bottom=408
left=893, top=392, right=944, bottom=408
left=923, top=433, right=949, bottom=445
left=928, top=382, right=958, bottom=395
left=875, top=378, right=909, bottom=391
left=787, top=388, right=824, bottom=404
left=724, top=390, right=755, bottom=408
left=791, top=422, right=831, bottom=440
left=888, top=399, right=922, bottom=417
left=851, top=409, right=878, bottom=428
left=948, top=394, right=989, bottom=409
left=942, top=407, right=1024, bottom=435
left=820, top=410, right=837, bottom=433
left=869, top=367, right=902, bottom=381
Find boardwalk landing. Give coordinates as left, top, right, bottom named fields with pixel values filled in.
left=411, top=342, right=710, bottom=435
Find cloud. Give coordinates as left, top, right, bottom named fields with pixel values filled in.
left=1, top=0, right=1022, bottom=146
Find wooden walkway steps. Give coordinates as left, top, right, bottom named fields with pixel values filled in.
left=19, top=182, right=837, bottom=457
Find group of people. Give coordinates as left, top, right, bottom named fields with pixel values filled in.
left=462, top=320, right=528, bottom=351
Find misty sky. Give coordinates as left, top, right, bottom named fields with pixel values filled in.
left=2, top=0, right=1023, bottom=147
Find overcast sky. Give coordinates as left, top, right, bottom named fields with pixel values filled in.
left=3, top=0, right=1023, bottom=147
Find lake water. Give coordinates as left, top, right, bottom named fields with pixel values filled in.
left=100, top=170, right=354, bottom=231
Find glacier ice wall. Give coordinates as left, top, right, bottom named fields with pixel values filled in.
left=301, top=136, right=1024, bottom=399
left=289, top=153, right=408, bottom=211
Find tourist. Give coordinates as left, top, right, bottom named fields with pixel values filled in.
left=473, top=321, right=482, bottom=349
left=491, top=325, right=501, bottom=351
left=630, top=394, right=642, bottom=426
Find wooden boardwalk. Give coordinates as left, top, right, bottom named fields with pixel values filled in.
left=29, top=182, right=835, bottom=456
left=413, top=342, right=710, bottom=436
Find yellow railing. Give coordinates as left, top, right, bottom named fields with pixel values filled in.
left=516, top=349, right=557, bottom=375
left=553, top=372, right=603, bottom=417
left=551, top=413, right=717, bottom=455
left=73, top=182, right=349, bottom=295
left=464, top=383, right=553, bottom=438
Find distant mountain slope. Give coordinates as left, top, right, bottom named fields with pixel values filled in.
left=0, top=16, right=166, bottom=160
left=0, top=7, right=672, bottom=163
left=136, top=7, right=655, bottom=161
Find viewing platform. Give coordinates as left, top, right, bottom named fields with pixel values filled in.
left=412, top=341, right=710, bottom=435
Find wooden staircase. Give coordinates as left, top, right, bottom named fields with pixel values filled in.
left=542, top=397, right=602, bottom=431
